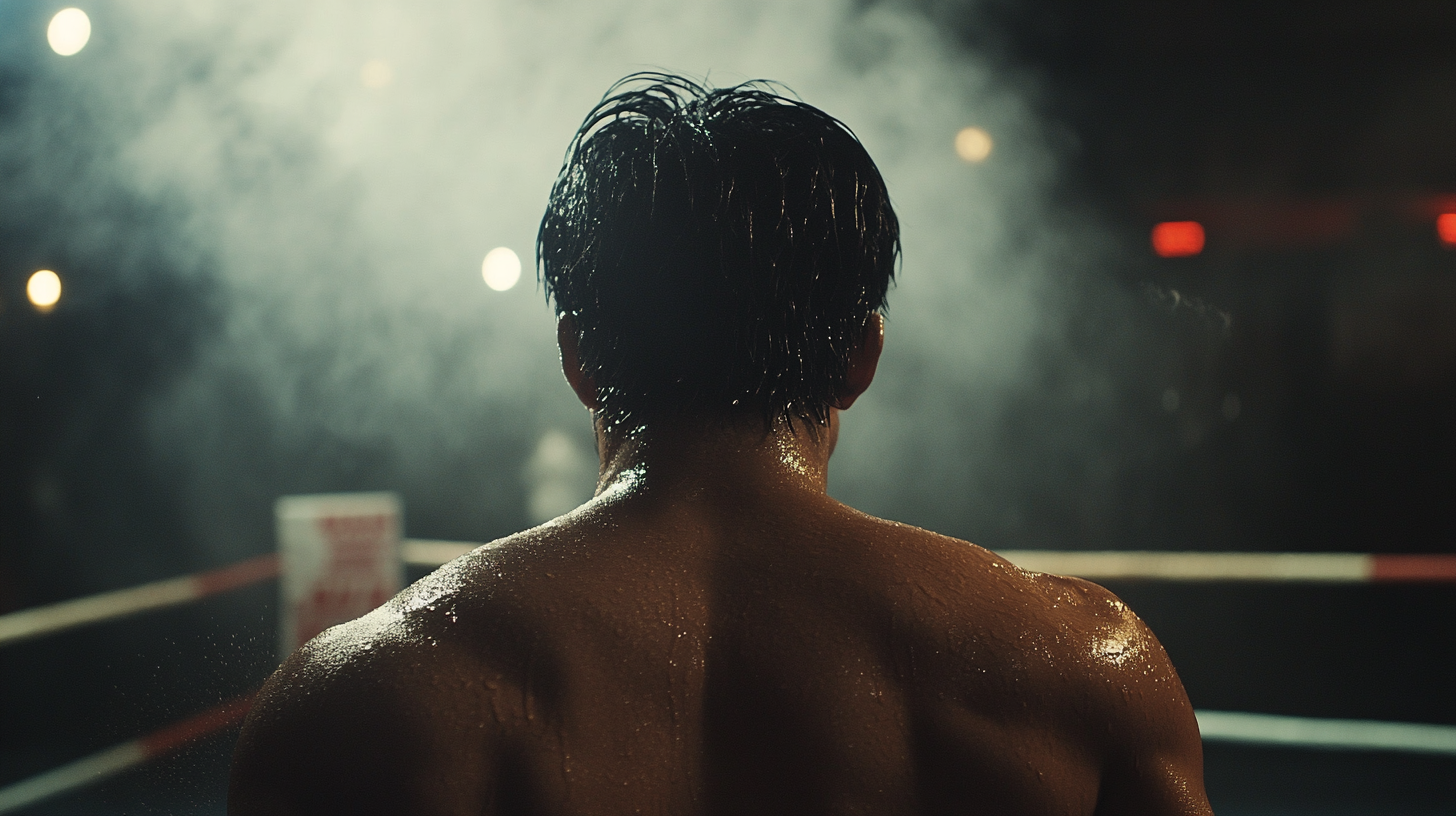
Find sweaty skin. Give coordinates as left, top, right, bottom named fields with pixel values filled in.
left=230, top=320, right=1212, bottom=815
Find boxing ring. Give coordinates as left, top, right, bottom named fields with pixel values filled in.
left=1, top=526, right=1453, bottom=813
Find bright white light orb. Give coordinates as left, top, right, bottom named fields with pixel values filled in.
left=28, top=270, right=62, bottom=311
left=47, top=8, right=91, bottom=56
left=360, top=59, right=393, bottom=89
left=482, top=247, right=521, bottom=291
left=954, top=126, right=993, bottom=163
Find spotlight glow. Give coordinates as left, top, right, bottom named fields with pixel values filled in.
left=47, top=8, right=91, bottom=56
left=954, top=127, right=993, bottom=163
left=1437, top=213, right=1456, bottom=247
left=27, top=270, right=62, bottom=312
left=482, top=247, right=521, bottom=291
left=1151, top=221, right=1206, bottom=258
left=360, top=59, right=393, bottom=89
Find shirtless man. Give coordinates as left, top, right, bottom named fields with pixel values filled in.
left=229, top=74, right=1211, bottom=815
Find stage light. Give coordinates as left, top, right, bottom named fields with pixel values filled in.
left=28, top=270, right=62, bottom=312
left=1152, top=221, right=1205, bottom=257
left=1437, top=213, right=1456, bottom=247
left=482, top=247, right=521, bottom=291
left=47, top=8, right=91, bottom=56
left=360, top=59, right=393, bottom=89
left=954, top=127, right=993, bottom=163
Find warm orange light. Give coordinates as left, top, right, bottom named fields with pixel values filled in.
left=954, top=127, right=993, bottom=163
left=1437, top=213, right=1456, bottom=247
left=1151, top=221, right=1205, bottom=258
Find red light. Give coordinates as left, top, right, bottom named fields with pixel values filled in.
left=1438, top=213, right=1456, bottom=247
left=1151, top=221, right=1205, bottom=257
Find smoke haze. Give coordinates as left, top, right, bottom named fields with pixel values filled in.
left=4, top=0, right=1182, bottom=567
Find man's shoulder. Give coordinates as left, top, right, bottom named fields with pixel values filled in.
left=838, top=512, right=1116, bottom=622
left=852, top=517, right=1182, bottom=695
left=229, top=544, right=531, bottom=814
left=272, top=532, right=548, bottom=684
left=867, top=525, right=1209, bottom=809
left=236, top=604, right=467, bottom=752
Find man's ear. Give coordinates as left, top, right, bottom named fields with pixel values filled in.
left=834, top=313, right=883, bottom=410
left=558, top=316, right=599, bottom=410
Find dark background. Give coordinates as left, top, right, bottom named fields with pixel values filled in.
left=982, top=3, right=1456, bottom=811
left=3, top=1, right=1454, bottom=813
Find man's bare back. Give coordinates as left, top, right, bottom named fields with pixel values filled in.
left=230, top=73, right=1209, bottom=815
left=231, top=421, right=1210, bottom=815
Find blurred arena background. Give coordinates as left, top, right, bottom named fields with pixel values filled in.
left=1, top=0, right=1453, bottom=813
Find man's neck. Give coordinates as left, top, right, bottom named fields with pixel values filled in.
left=590, top=411, right=838, bottom=502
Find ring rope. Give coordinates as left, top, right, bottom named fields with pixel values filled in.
left=1, top=540, right=1452, bottom=812
left=2, top=699, right=1451, bottom=814
left=3, top=545, right=1453, bottom=649
left=0, top=693, right=255, bottom=815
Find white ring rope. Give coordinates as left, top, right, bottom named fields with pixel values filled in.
left=1196, top=710, right=1456, bottom=756
left=0, top=540, right=1450, bottom=812
left=0, top=695, right=253, bottom=815
left=2, top=545, right=1453, bottom=649
left=998, top=550, right=1425, bottom=582
left=0, top=554, right=279, bottom=648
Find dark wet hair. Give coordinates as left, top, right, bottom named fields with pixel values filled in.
left=537, top=72, right=899, bottom=430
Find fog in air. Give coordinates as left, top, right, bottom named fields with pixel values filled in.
left=4, top=0, right=1198, bottom=573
